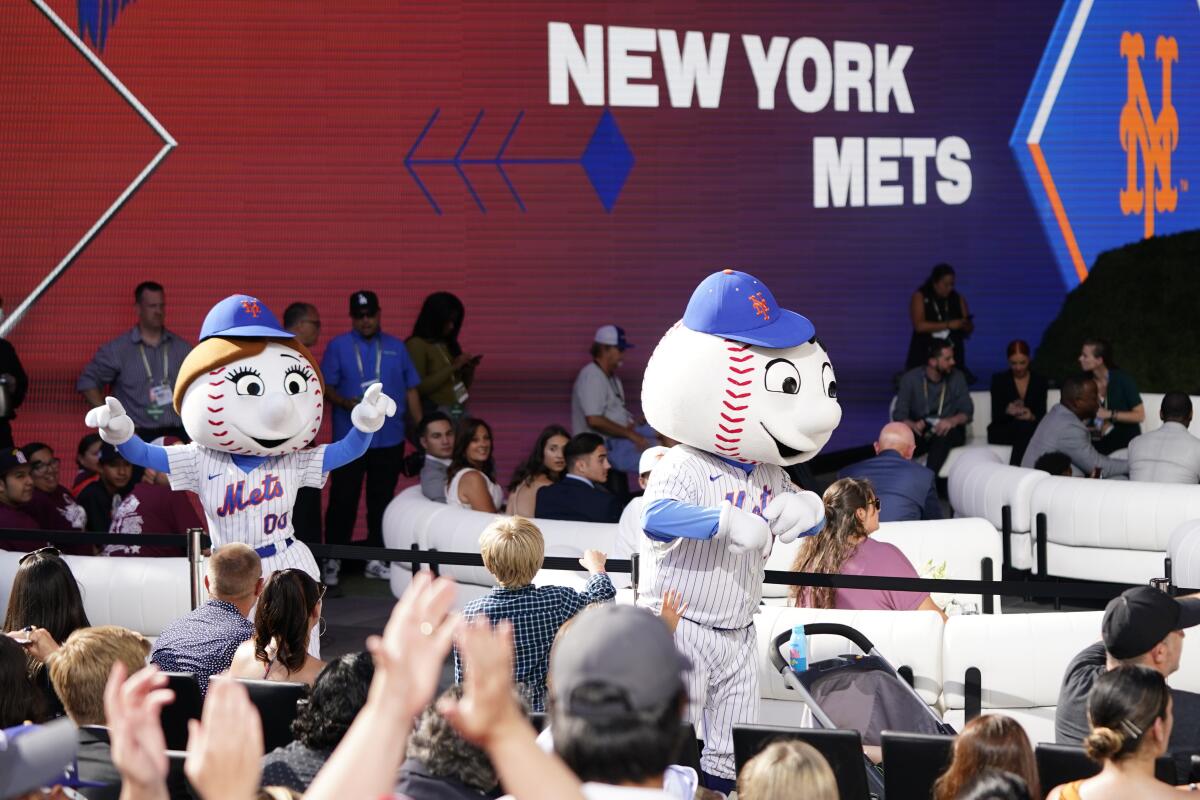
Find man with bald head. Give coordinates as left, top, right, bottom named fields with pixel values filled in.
left=838, top=421, right=942, bottom=521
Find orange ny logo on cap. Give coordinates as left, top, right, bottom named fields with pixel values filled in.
left=749, top=292, right=770, bottom=321
left=240, top=300, right=262, bottom=318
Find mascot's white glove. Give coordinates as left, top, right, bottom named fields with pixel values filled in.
left=719, top=501, right=772, bottom=557
left=763, top=491, right=825, bottom=544
left=351, top=382, right=397, bottom=434
left=84, top=397, right=135, bottom=445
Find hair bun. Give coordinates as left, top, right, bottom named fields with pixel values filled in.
left=1084, top=726, right=1124, bottom=760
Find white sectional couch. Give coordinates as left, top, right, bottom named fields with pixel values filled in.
left=0, top=551, right=196, bottom=641
left=948, top=448, right=1049, bottom=571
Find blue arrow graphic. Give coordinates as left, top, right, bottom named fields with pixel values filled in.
left=404, top=108, right=634, bottom=215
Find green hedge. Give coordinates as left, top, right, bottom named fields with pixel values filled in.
left=1032, top=230, right=1200, bottom=393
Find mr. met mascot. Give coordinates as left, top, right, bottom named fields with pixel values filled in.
left=85, top=295, right=395, bottom=626
left=639, top=269, right=841, bottom=787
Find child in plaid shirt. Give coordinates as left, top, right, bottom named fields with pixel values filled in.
left=453, top=516, right=615, bottom=711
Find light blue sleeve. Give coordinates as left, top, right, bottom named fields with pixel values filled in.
left=641, top=498, right=720, bottom=543
left=116, top=435, right=171, bottom=473
left=322, top=427, right=372, bottom=472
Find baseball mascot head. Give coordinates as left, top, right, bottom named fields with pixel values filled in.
left=642, top=269, right=841, bottom=466
left=174, top=295, right=327, bottom=456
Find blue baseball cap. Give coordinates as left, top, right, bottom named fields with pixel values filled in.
left=199, top=295, right=292, bottom=341
left=682, top=269, right=815, bottom=348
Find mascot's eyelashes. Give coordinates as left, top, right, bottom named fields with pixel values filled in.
left=283, top=365, right=313, bottom=395
left=228, top=366, right=265, bottom=396
left=822, top=362, right=837, bottom=398
left=764, top=359, right=801, bottom=394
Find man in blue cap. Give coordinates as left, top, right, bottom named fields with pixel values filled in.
left=321, top=290, right=423, bottom=583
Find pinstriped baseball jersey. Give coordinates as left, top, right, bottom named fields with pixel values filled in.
left=639, top=444, right=797, bottom=629
left=165, top=442, right=327, bottom=552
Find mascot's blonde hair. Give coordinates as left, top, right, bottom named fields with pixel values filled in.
left=173, top=337, right=325, bottom=413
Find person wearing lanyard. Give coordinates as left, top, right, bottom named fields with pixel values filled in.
left=321, top=291, right=422, bottom=585
left=892, top=339, right=973, bottom=477
left=77, top=281, right=191, bottom=441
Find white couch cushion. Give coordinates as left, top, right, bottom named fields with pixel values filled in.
left=947, top=452, right=1048, bottom=571
left=942, top=707, right=1058, bottom=745
left=758, top=606, right=944, bottom=705
left=941, top=611, right=1102, bottom=720
left=1168, top=520, right=1200, bottom=590
left=0, top=551, right=194, bottom=638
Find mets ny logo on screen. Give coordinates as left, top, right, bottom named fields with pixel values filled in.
left=1120, top=32, right=1180, bottom=239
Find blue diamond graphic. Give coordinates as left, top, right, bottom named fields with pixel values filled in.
left=580, top=109, right=634, bottom=212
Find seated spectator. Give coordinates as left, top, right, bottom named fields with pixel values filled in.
left=260, top=652, right=374, bottom=792
left=838, top=422, right=941, bottom=521
left=790, top=478, right=945, bottom=618
left=545, top=603, right=688, bottom=798
left=445, top=417, right=504, bottom=512
left=397, top=684, right=509, bottom=799
left=71, top=433, right=103, bottom=494
left=227, top=568, right=326, bottom=686
left=1129, top=391, right=1200, bottom=483
left=1079, top=338, right=1145, bottom=455
left=1047, top=666, right=1179, bottom=800
left=46, top=625, right=152, bottom=799
left=151, top=543, right=263, bottom=695
left=507, top=424, right=570, bottom=518
left=454, top=517, right=615, bottom=712
left=1055, top=586, right=1200, bottom=777
left=0, top=635, right=45, bottom=726
left=987, top=340, right=1049, bottom=466
left=736, top=739, right=837, bottom=800
left=933, top=715, right=1040, bottom=800
left=106, top=457, right=202, bottom=556
left=417, top=412, right=455, bottom=503
left=76, top=444, right=133, bottom=533
left=959, top=770, right=1033, bottom=800
left=1033, top=451, right=1074, bottom=476
left=1021, top=373, right=1129, bottom=477
left=893, top=340, right=974, bottom=476
left=20, top=443, right=86, bottom=538
left=534, top=433, right=622, bottom=524
left=615, top=446, right=670, bottom=584
left=0, top=448, right=44, bottom=552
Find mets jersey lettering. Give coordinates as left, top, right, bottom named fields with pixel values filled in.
left=216, top=474, right=285, bottom=518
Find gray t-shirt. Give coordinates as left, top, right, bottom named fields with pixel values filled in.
left=571, top=361, right=631, bottom=435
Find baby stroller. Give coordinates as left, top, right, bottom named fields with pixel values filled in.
left=769, top=623, right=956, bottom=798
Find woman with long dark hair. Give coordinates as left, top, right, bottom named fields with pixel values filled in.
left=789, top=478, right=945, bottom=618
left=933, top=715, right=1040, bottom=800
left=405, top=292, right=480, bottom=418
left=1046, top=666, right=1180, bottom=800
left=987, top=340, right=1049, bottom=465
left=1078, top=337, right=1145, bottom=455
left=507, top=424, right=570, bottom=518
left=227, top=568, right=325, bottom=686
left=0, top=635, right=46, bottom=726
left=905, top=263, right=974, bottom=382
left=445, top=417, right=503, bottom=513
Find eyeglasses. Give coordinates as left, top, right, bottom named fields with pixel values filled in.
left=869, top=498, right=882, bottom=511
left=19, top=546, right=61, bottom=565
left=30, top=458, right=60, bottom=474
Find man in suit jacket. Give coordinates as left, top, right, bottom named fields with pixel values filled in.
left=535, top=433, right=623, bottom=523
left=839, top=422, right=942, bottom=522
left=1021, top=373, right=1129, bottom=478
left=1129, top=392, right=1200, bottom=483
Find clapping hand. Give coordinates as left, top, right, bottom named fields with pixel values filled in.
left=438, top=617, right=528, bottom=747
left=103, top=663, right=173, bottom=798
left=184, top=678, right=263, bottom=800
left=659, top=589, right=689, bottom=633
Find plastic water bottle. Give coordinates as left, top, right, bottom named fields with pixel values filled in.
left=786, top=624, right=807, bottom=673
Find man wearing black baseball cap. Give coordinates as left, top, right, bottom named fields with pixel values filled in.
left=0, top=447, right=45, bottom=552
left=545, top=604, right=693, bottom=798
left=75, top=443, right=133, bottom=533
left=1055, top=585, right=1200, bottom=772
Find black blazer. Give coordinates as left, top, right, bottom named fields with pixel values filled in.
left=989, top=370, right=1049, bottom=425
left=534, top=477, right=622, bottom=524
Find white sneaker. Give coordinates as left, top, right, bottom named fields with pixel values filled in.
left=365, top=560, right=391, bottom=580
left=322, top=559, right=340, bottom=587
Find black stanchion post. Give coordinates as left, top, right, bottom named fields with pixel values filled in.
left=187, top=527, right=204, bottom=611
left=1036, top=513, right=1048, bottom=580
left=1000, top=505, right=1013, bottom=577
left=631, top=552, right=640, bottom=600
left=981, top=557, right=994, bottom=615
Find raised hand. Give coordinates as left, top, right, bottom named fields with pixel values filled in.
left=763, top=491, right=825, bottom=543
left=84, top=396, right=135, bottom=445
left=438, top=617, right=527, bottom=747
left=103, top=663, right=174, bottom=797
left=184, top=677, right=263, bottom=800
left=659, top=589, right=689, bottom=633
left=350, top=382, right=397, bottom=433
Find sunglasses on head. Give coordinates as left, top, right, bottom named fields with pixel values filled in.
left=275, top=568, right=327, bottom=601
left=19, top=546, right=61, bottom=565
